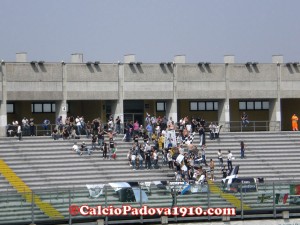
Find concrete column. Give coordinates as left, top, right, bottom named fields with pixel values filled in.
left=219, top=58, right=233, bottom=132
left=166, top=60, right=178, bottom=123
left=0, top=62, right=7, bottom=137
left=218, top=99, right=230, bottom=132
left=55, top=63, right=68, bottom=123
left=268, top=57, right=282, bottom=131
left=111, top=63, right=124, bottom=124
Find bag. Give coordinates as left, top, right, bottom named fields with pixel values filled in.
left=112, top=153, right=117, bottom=159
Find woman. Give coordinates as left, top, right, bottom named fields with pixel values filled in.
left=103, top=142, right=108, bottom=159
left=240, top=141, right=245, bottom=159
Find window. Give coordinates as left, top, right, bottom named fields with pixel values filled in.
left=190, top=102, right=198, bottom=111
left=189, top=101, right=219, bottom=111
left=31, top=103, right=56, bottom=113
left=156, top=102, right=166, bottom=112
left=239, top=101, right=269, bottom=110
left=7, top=103, right=15, bottom=113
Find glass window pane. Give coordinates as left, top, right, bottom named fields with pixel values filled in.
left=262, top=101, right=269, bottom=109
left=247, top=101, right=254, bottom=110
left=206, top=102, right=213, bottom=110
left=214, top=102, right=218, bottom=110
left=190, top=102, right=198, bottom=111
left=52, top=103, right=56, bottom=112
left=255, top=101, right=262, bottom=110
left=157, top=102, right=165, bottom=111
left=43, top=103, right=52, bottom=112
left=34, top=104, right=42, bottom=112
left=7, top=104, right=14, bottom=113
left=239, top=102, right=246, bottom=110
left=198, top=102, right=206, bottom=110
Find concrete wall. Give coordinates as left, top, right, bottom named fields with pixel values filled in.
left=177, top=64, right=226, bottom=99
left=227, top=64, right=278, bottom=99
left=123, top=64, right=174, bottom=99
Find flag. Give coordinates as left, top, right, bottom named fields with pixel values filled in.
left=290, top=184, right=300, bottom=195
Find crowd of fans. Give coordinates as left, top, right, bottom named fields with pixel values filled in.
left=8, top=113, right=244, bottom=184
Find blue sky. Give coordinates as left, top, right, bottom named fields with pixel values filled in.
left=1, top=0, right=299, bottom=63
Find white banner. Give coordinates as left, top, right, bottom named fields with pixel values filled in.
left=86, top=184, right=104, bottom=198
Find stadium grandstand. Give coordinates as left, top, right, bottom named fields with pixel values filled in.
left=0, top=53, right=300, bottom=225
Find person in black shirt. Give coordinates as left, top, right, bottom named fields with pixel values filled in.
left=145, top=149, right=151, bottom=170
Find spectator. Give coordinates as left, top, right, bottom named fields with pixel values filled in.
left=103, top=142, right=108, bottom=159
left=146, top=123, right=153, bottom=140
left=131, top=153, right=137, bottom=170
left=240, top=141, right=245, bottom=159
left=85, top=121, right=92, bottom=138
left=17, top=124, right=22, bottom=141
left=241, top=112, right=249, bottom=127
left=52, top=128, right=59, bottom=140
left=91, top=134, right=97, bottom=150
left=198, top=125, right=206, bottom=147
left=127, top=149, right=132, bottom=166
left=72, top=142, right=81, bottom=156
left=217, top=149, right=223, bottom=168
left=145, top=146, right=152, bottom=170
left=227, top=150, right=233, bottom=171
left=43, top=118, right=50, bottom=135
left=167, top=151, right=174, bottom=169
left=209, top=122, right=216, bottom=140
left=80, top=142, right=92, bottom=156
left=115, top=116, right=121, bottom=134
left=29, top=118, right=35, bottom=136
left=201, top=147, right=208, bottom=166
left=108, top=138, right=114, bottom=160
left=209, top=159, right=215, bottom=181
left=291, top=114, right=299, bottom=131
left=97, top=128, right=105, bottom=149
left=62, top=127, right=69, bottom=140
left=133, top=120, right=139, bottom=136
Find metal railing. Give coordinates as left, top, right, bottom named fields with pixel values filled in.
left=0, top=181, right=299, bottom=225
left=224, top=121, right=281, bottom=132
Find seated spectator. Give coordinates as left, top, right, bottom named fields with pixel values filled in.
left=62, top=127, right=69, bottom=140
left=72, top=142, right=81, bottom=155
left=52, top=128, right=59, bottom=140
left=80, top=142, right=92, bottom=155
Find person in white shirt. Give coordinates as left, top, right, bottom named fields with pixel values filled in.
left=17, top=124, right=22, bottom=141
left=167, top=151, right=173, bottom=169
left=72, top=142, right=80, bottom=155
left=217, top=149, right=223, bottom=167
left=227, top=150, right=233, bottom=171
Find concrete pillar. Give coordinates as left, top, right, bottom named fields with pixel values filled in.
left=0, top=62, right=7, bottom=137
left=124, top=54, right=136, bottom=64
left=224, top=55, right=235, bottom=64
left=174, top=55, right=186, bottom=64
left=16, top=52, right=27, bottom=62
left=55, top=62, right=68, bottom=123
left=218, top=99, right=230, bottom=132
left=166, top=100, right=177, bottom=123
left=269, top=98, right=281, bottom=131
left=111, top=63, right=124, bottom=125
left=71, top=53, right=83, bottom=63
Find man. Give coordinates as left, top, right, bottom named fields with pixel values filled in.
left=209, top=159, right=215, bottom=181
left=115, top=116, right=121, bottom=134
left=227, top=150, right=233, bottom=171
left=72, top=142, right=81, bottom=155
left=43, top=118, right=50, bottom=135
left=17, top=124, right=22, bottom=141
left=291, top=114, right=299, bottom=131
left=241, top=112, right=249, bottom=127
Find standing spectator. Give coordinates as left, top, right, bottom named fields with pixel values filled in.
left=133, top=120, right=139, bottom=136
left=146, top=123, right=153, bottom=140
left=167, top=151, right=173, bottom=169
left=85, top=121, right=92, bottom=138
left=109, top=138, right=114, bottom=160
left=291, top=114, right=299, bottom=131
left=29, top=118, right=35, bottom=136
left=91, top=134, right=97, bottom=150
left=241, top=112, right=249, bottom=127
left=201, top=147, right=208, bottom=166
left=43, top=118, right=50, bottom=135
left=145, top=146, right=152, bottom=170
left=17, top=123, right=22, bottom=141
left=209, top=159, right=215, bottom=181
left=97, top=128, right=105, bottom=149
left=227, top=150, right=233, bottom=171
left=209, top=122, right=216, bottom=140
left=131, top=153, right=137, bottom=170
left=115, top=116, right=121, bottom=134
left=103, top=142, right=108, bottom=159
left=240, top=141, right=245, bottom=159
left=217, top=149, right=223, bottom=168
left=198, top=125, right=206, bottom=147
